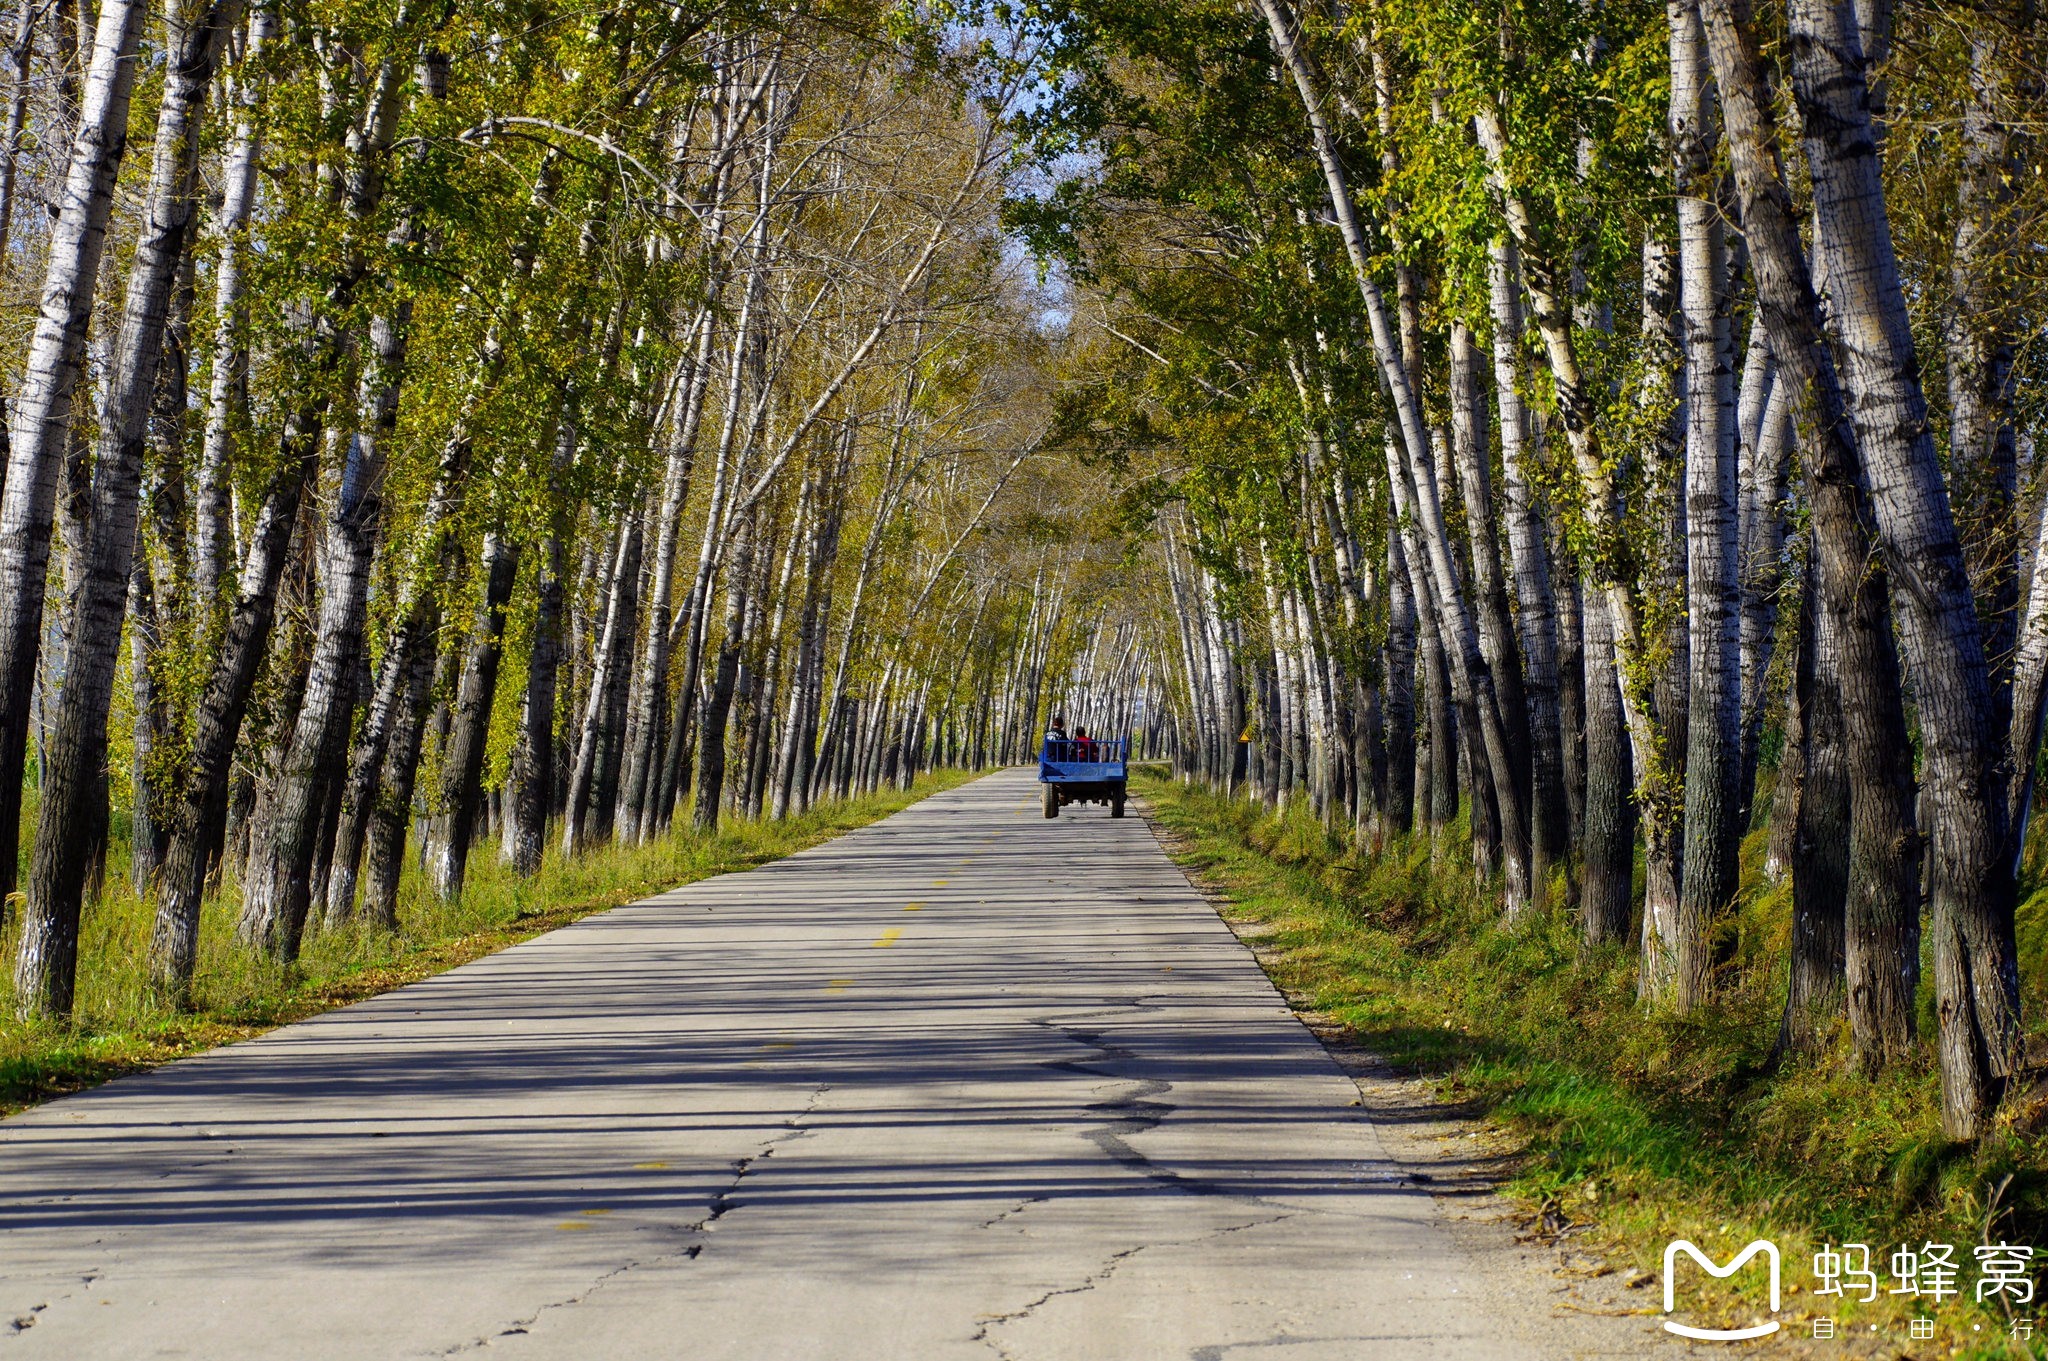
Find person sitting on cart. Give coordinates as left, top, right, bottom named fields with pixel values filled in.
left=1045, top=713, right=1070, bottom=758
left=1071, top=726, right=1095, bottom=760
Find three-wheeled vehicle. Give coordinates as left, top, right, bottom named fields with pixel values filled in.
left=1039, top=735, right=1129, bottom=818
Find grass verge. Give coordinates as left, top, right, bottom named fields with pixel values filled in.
left=1138, top=770, right=2048, bottom=1358
left=0, top=770, right=973, bottom=1115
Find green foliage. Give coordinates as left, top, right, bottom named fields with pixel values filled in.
left=1141, top=773, right=2048, bottom=1351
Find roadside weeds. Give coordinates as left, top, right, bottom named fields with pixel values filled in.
left=1137, top=774, right=2038, bottom=1360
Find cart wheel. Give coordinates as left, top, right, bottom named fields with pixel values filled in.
left=1110, top=787, right=1126, bottom=819
left=1043, top=784, right=1058, bottom=818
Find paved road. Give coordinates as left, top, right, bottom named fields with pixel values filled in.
left=1, top=769, right=1579, bottom=1359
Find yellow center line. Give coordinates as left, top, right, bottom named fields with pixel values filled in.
left=874, top=928, right=903, bottom=947
left=903, top=901, right=925, bottom=911
left=633, top=1162, right=670, bottom=1170
left=824, top=978, right=854, bottom=993
left=760, top=1040, right=795, bottom=1050
left=556, top=1222, right=593, bottom=1231
left=932, top=879, right=950, bottom=887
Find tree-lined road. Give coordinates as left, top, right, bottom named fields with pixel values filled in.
left=4, top=772, right=1595, bottom=1358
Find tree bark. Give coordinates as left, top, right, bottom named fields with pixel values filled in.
left=427, top=531, right=519, bottom=901
left=192, top=3, right=274, bottom=609
left=562, top=511, right=642, bottom=854
left=0, top=0, right=148, bottom=908
left=147, top=451, right=315, bottom=996
left=1489, top=238, right=1568, bottom=874
left=695, top=511, right=755, bottom=830
left=359, top=602, right=440, bottom=929
left=1256, top=0, right=1530, bottom=905
left=1671, top=0, right=1743, bottom=1009
left=1944, top=17, right=2022, bottom=751
left=1449, top=319, right=1535, bottom=885
left=1554, top=535, right=1587, bottom=848
left=1737, top=370, right=1794, bottom=830
left=1581, top=575, right=1636, bottom=947
left=1781, top=565, right=1848, bottom=1056
left=1702, top=0, right=2012, bottom=1134
left=1383, top=535, right=1416, bottom=835
left=15, top=0, right=239, bottom=1017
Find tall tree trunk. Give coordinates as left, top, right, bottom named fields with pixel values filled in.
left=427, top=532, right=518, bottom=901
left=1449, top=320, right=1535, bottom=886
left=1554, top=536, right=1587, bottom=847
left=0, top=0, right=148, bottom=909
left=1838, top=547, right=1922, bottom=1070
left=192, top=3, right=273, bottom=609
left=1781, top=566, right=1848, bottom=1055
left=1489, top=238, right=1568, bottom=875
left=1736, top=372, right=1794, bottom=830
left=129, top=560, right=166, bottom=893
left=2006, top=499, right=2048, bottom=857
left=0, top=0, right=36, bottom=265
left=507, top=417, right=575, bottom=876
left=694, top=511, right=753, bottom=831
left=359, top=603, right=440, bottom=929
left=1702, top=0, right=2012, bottom=1135
left=1581, top=580, right=1636, bottom=946
left=131, top=248, right=198, bottom=895
left=147, top=452, right=313, bottom=996
left=1257, top=0, right=1531, bottom=906
left=561, top=511, right=642, bottom=854
left=14, top=0, right=239, bottom=1017
left=1383, top=535, right=1416, bottom=835
left=1944, top=17, right=2022, bottom=754
left=1671, top=0, right=1743, bottom=1009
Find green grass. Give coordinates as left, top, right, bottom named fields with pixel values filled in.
left=0, top=770, right=973, bottom=1115
left=1138, top=771, right=2048, bottom=1357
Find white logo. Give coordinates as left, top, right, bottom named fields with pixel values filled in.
left=1663, top=1239, right=1783, bottom=1341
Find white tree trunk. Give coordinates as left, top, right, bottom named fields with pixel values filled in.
left=0, top=0, right=147, bottom=911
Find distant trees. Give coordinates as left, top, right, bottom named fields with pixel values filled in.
left=1010, top=0, right=2048, bottom=1139
left=0, top=2, right=1108, bottom=1019
left=12, top=0, right=2041, bottom=1150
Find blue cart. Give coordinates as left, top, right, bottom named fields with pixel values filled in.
left=1039, top=736, right=1129, bottom=819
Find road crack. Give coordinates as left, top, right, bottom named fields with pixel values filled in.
left=971, top=1215, right=1293, bottom=1360
left=970, top=1245, right=1147, bottom=1360
left=975, top=1196, right=1048, bottom=1230
left=441, top=1084, right=830, bottom=1353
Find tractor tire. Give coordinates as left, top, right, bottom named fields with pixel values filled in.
left=1110, top=783, right=1126, bottom=818
left=1043, top=784, right=1058, bottom=818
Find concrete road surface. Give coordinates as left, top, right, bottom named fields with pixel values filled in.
left=0, top=769, right=1646, bottom=1359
